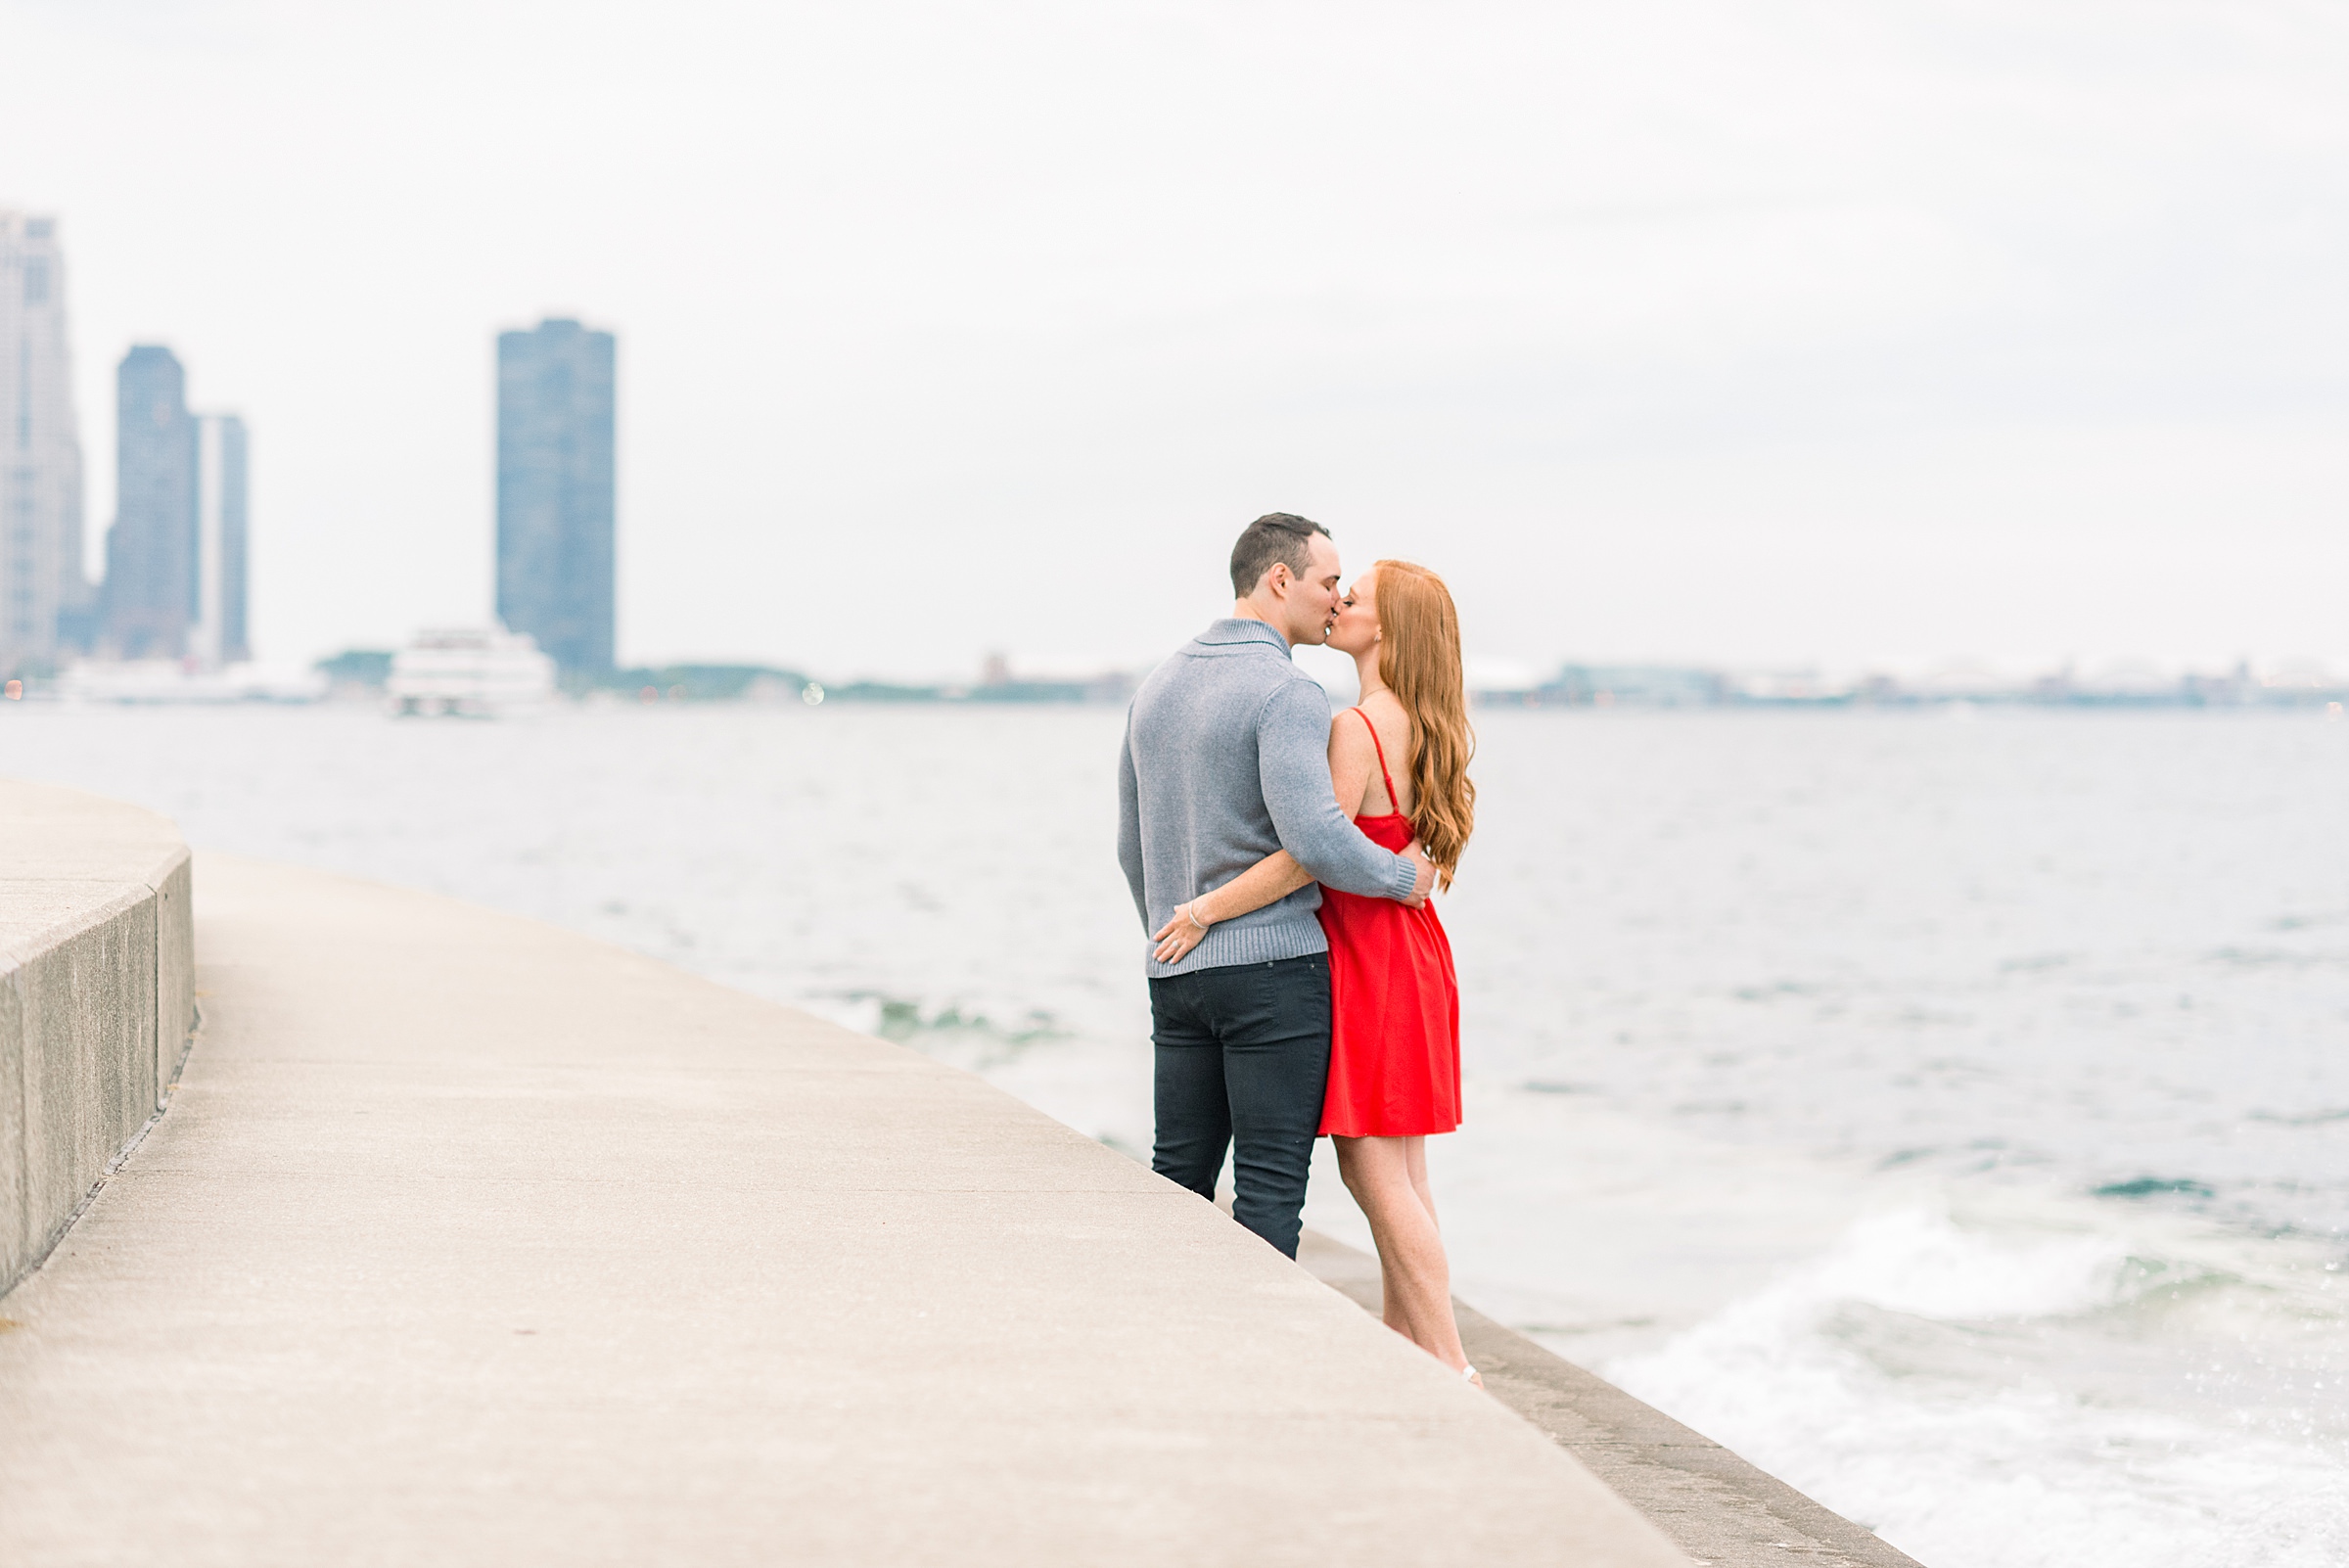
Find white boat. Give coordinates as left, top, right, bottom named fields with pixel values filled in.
left=386, top=625, right=557, bottom=717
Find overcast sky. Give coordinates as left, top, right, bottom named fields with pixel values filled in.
left=6, top=0, right=2345, bottom=681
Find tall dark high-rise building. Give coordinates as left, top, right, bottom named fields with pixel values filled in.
left=104, top=345, right=197, bottom=659
left=100, top=346, right=250, bottom=665
left=496, top=318, right=615, bottom=673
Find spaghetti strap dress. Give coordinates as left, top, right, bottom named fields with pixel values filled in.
left=1316, top=708, right=1462, bottom=1137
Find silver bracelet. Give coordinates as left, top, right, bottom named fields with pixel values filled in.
left=1186, top=901, right=1211, bottom=932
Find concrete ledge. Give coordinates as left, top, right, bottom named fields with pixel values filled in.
left=1299, top=1231, right=1922, bottom=1568
left=0, top=851, right=1700, bottom=1566
left=0, top=779, right=195, bottom=1296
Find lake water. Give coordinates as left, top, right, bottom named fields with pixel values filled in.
left=9, top=701, right=2344, bottom=1567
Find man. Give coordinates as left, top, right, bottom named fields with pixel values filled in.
left=1117, top=513, right=1432, bottom=1258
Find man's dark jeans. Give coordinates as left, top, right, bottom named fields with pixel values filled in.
left=1148, top=951, right=1331, bottom=1259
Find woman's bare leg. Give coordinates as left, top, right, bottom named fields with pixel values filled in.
left=1334, top=1135, right=1471, bottom=1374
left=1405, top=1136, right=1439, bottom=1228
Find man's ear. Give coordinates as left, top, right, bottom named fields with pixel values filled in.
left=1264, top=563, right=1292, bottom=597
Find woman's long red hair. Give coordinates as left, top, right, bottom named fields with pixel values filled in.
left=1372, top=560, right=1476, bottom=890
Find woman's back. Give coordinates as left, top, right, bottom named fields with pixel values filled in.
left=1345, top=689, right=1416, bottom=819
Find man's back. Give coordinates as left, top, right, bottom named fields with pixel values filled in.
left=1118, top=619, right=1416, bottom=978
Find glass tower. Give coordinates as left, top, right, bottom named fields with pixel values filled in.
left=101, top=347, right=248, bottom=667
left=0, top=211, right=87, bottom=675
left=194, top=413, right=249, bottom=666
left=104, top=345, right=197, bottom=660
left=496, top=318, right=615, bottom=673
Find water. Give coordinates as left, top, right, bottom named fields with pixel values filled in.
left=8, top=701, right=2344, bottom=1567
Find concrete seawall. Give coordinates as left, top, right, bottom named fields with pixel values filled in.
left=0, top=848, right=1696, bottom=1566
left=1, top=780, right=194, bottom=1297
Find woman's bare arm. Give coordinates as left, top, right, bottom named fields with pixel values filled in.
left=1152, top=851, right=1313, bottom=963
left=1200, top=852, right=1314, bottom=925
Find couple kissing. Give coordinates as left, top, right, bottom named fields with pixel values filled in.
left=1117, top=512, right=1480, bottom=1385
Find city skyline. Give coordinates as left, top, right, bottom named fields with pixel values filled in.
left=1, top=207, right=261, bottom=682
left=6, top=3, right=2349, bottom=681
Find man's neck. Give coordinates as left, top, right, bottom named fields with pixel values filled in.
left=1229, top=599, right=1296, bottom=647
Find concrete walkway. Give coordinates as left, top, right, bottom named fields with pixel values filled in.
left=0, top=854, right=1690, bottom=1567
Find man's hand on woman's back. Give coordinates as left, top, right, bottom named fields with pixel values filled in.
left=1402, top=844, right=1433, bottom=907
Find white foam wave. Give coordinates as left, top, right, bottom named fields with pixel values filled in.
left=1799, top=1205, right=2133, bottom=1320
left=1604, top=1204, right=2349, bottom=1568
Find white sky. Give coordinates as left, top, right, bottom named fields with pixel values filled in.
left=5, top=0, right=2345, bottom=680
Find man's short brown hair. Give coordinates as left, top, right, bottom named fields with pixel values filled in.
left=1228, top=513, right=1331, bottom=598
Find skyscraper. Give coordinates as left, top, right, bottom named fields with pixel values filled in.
left=104, top=346, right=197, bottom=659
left=193, top=413, right=249, bottom=665
left=496, top=318, right=615, bottom=673
left=0, top=211, right=88, bottom=674
left=101, top=348, right=250, bottom=666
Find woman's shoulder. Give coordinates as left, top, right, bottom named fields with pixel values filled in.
left=1353, top=692, right=1410, bottom=744
left=1326, top=703, right=1377, bottom=748
left=1333, top=696, right=1409, bottom=773
left=1328, top=694, right=1400, bottom=727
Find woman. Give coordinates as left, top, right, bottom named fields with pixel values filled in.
left=1150, top=560, right=1478, bottom=1383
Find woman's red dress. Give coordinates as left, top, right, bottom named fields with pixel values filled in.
left=1317, top=708, right=1462, bottom=1137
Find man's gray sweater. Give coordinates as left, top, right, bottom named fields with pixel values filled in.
left=1117, top=618, right=1418, bottom=979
